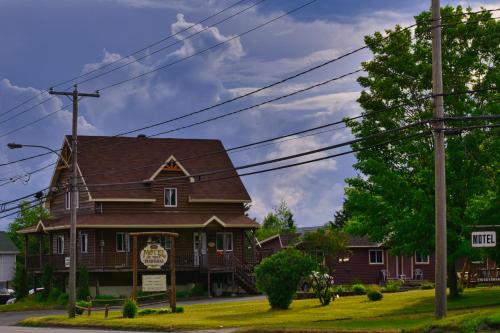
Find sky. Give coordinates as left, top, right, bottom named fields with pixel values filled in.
left=0, top=0, right=497, bottom=229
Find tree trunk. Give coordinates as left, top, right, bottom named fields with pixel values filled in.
left=447, top=260, right=459, bottom=298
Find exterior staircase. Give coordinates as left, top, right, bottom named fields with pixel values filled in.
left=232, top=256, right=259, bottom=294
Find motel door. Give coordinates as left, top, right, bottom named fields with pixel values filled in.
left=194, top=232, right=207, bottom=267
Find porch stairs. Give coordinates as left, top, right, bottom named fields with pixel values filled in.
left=232, top=256, right=258, bottom=294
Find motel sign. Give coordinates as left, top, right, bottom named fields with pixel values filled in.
left=471, top=231, right=496, bottom=248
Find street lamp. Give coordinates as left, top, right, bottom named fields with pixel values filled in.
left=7, top=143, right=62, bottom=158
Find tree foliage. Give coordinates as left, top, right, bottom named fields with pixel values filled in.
left=8, top=202, right=49, bottom=254
left=77, top=267, right=91, bottom=301
left=256, top=201, right=297, bottom=240
left=343, top=6, right=499, bottom=296
left=300, top=226, right=350, bottom=267
left=255, top=249, right=316, bottom=309
left=12, top=262, right=30, bottom=300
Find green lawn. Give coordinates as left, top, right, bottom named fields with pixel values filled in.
left=21, top=288, right=500, bottom=332
left=0, top=295, right=61, bottom=312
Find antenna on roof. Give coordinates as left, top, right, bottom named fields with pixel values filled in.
left=137, top=134, right=146, bottom=138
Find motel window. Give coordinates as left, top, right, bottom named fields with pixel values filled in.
left=369, top=249, right=384, bottom=264
left=164, top=188, right=177, bottom=207
left=116, top=232, right=129, bottom=252
left=64, top=191, right=79, bottom=210
left=56, top=235, right=64, bottom=254
left=415, top=251, right=430, bottom=264
left=216, top=232, right=233, bottom=252
left=160, top=236, right=170, bottom=249
left=80, top=232, right=88, bottom=253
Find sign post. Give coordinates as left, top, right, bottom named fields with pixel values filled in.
left=130, top=232, right=179, bottom=311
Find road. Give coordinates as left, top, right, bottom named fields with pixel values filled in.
left=0, top=295, right=264, bottom=332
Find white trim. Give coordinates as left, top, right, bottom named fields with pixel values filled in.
left=79, top=232, right=88, bottom=254
left=414, top=251, right=430, bottom=264
left=56, top=235, right=64, bottom=254
left=116, top=232, right=128, bottom=252
left=216, top=232, right=233, bottom=252
left=188, top=197, right=251, bottom=204
left=90, top=198, right=157, bottom=203
left=164, top=188, right=178, bottom=207
left=257, top=234, right=281, bottom=246
left=203, top=215, right=227, bottom=227
left=149, top=155, right=195, bottom=183
left=368, top=249, right=384, bottom=265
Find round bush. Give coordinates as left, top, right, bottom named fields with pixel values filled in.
left=351, top=283, right=367, bottom=294
left=122, top=298, right=138, bottom=318
left=367, top=290, right=383, bottom=301
left=255, top=249, right=316, bottom=309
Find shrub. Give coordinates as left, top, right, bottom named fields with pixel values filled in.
left=255, top=249, right=316, bottom=309
left=367, top=290, right=383, bottom=301
left=420, top=282, right=435, bottom=290
left=12, top=263, right=30, bottom=300
left=138, top=308, right=158, bottom=316
left=310, top=270, right=334, bottom=306
left=41, top=264, right=53, bottom=300
left=189, top=283, right=206, bottom=297
left=175, top=306, right=184, bottom=313
left=57, top=292, right=69, bottom=306
left=383, top=280, right=402, bottom=292
left=35, top=292, right=46, bottom=303
left=176, top=291, right=190, bottom=299
left=48, top=288, right=62, bottom=303
left=75, top=300, right=91, bottom=315
left=77, top=267, right=90, bottom=301
left=158, top=308, right=172, bottom=314
left=122, top=298, right=138, bottom=318
left=333, top=285, right=349, bottom=293
left=351, top=283, right=367, bottom=294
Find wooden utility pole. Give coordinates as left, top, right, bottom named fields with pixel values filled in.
left=431, top=0, right=447, bottom=319
left=49, top=85, right=99, bottom=318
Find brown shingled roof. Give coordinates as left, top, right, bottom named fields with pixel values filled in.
left=61, top=136, right=251, bottom=201
left=20, top=213, right=259, bottom=233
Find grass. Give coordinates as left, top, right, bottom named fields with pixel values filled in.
left=21, top=287, right=500, bottom=332
left=0, top=295, right=61, bottom=312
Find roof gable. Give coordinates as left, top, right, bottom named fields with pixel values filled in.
left=149, top=155, right=194, bottom=183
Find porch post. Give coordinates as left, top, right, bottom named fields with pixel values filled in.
left=132, top=235, right=138, bottom=300
left=39, top=234, right=43, bottom=269
left=24, top=234, right=28, bottom=270
left=169, top=236, right=176, bottom=312
left=49, top=233, right=53, bottom=267
left=207, top=272, right=211, bottom=298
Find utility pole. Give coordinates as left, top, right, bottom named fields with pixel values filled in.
left=49, top=85, right=99, bottom=318
left=431, top=0, right=447, bottom=319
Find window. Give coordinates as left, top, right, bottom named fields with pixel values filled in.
left=161, top=236, right=171, bottom=249
left=80, top=232, right=88, bottom=253
left=369, top=249, right=384, bottom=264
left=56, top=235, right=64, bottom=254
left=116, top=232, right=129, bottom=252
left=64, top=192, right=70, bottom=210
left=64, top=191, right=79, bottom=210
left=164, top=188, right=177, bottom=207
left=415, top=251, right=430, bottom=264
left=216, top=232, right=233, bottom=252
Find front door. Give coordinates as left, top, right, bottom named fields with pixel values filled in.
left=194, top=232, right=207, bottom=267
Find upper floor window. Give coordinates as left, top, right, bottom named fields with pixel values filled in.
left=64, top=191, right=79, bottom=210
left=415, top=251, right=429, bottom=264
left=369, top=249, right=384, bottom=264
left=80, top=232, right=88, bottom=253
left=56, top=235, right=64, bottom=254
left=116, top=232, right=129, bottom=252
left=164, top=188, right=177, bottom=207
left=216, top=232, right=233, bottom=252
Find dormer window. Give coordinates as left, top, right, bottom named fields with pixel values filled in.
left=164, top=188, right=177, bottom=207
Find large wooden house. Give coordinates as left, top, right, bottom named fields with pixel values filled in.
left=20, top=135, right=260, bottom=296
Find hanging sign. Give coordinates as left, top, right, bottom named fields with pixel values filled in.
left=140, top=243, right=168, bottom=269
left=471, top=231, right=496, bottom=248
left=142, top=274, right=167, bottom=292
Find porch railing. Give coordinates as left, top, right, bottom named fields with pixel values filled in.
left=25, top=250, right=246, bottom=271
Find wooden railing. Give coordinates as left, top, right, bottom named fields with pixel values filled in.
left=25, top=250, right=247, bottom=271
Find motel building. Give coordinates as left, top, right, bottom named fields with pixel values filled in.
left=19, top=135, right=260, bottom=296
